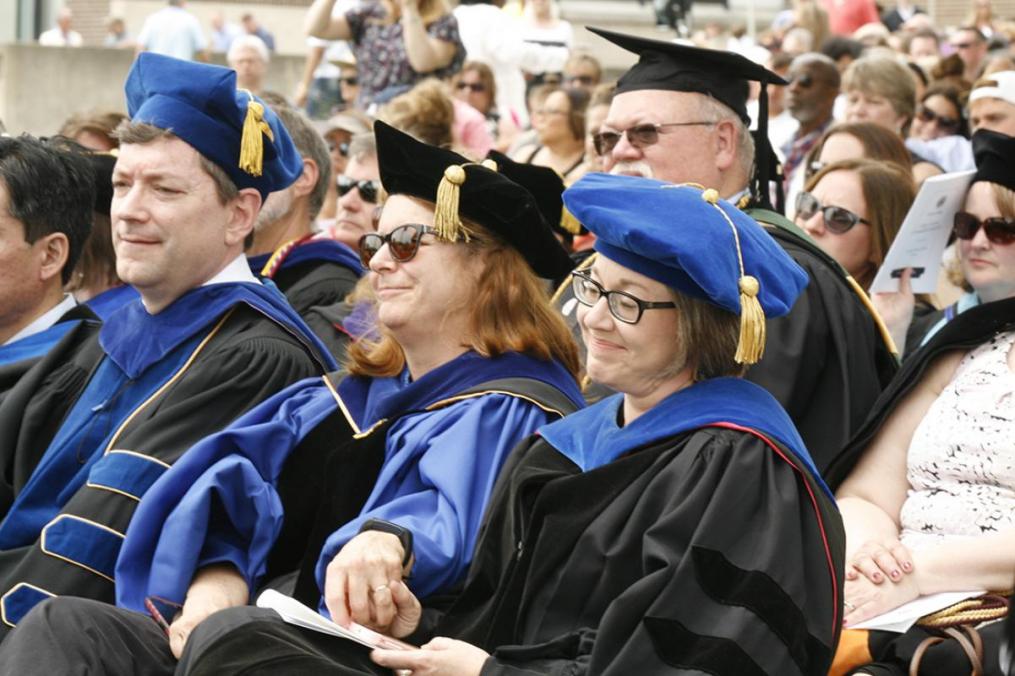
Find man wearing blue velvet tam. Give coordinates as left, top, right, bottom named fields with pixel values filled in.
left=0, top=53, right=335, bottom=637
left=51, top=175, right=844, bottom=675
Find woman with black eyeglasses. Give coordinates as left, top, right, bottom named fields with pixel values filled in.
left=795, top=158, right=916, bottom=291
left=823, top=129, right=1015, bottom=676
left=0, top=121, right=584, bottom=675
left=111, top=175, right=843, bottom=676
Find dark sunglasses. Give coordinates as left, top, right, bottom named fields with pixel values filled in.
left=340, top=76, right=359, bottom=86
left=953, top=211, right=1015, bottom=245
left=456, top=82, right=485, bottom=93
left=358, top=223, right=438, bottom=267
left=337, top=176, right=379, bottom=203
left=570, top=271, right=676, bottom=324
left=916, top=105, right=961, bottom=131
left=592, top=120, right=715, bottom=156
left=795, top=191, right=870, bottom=234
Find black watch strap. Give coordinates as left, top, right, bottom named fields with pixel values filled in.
left=358, top=518, right=414, bottom=568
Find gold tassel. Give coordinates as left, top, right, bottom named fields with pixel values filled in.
left=699, top=187, right=767, bottom=365
left=434, top=165, right=467, bottom=242
left=238, top=92, right=274, bottom=177
left=480, top=158, right=498, bottom=171
left=559, top=206, right=582, bottom=235
left=735, top=275, right=766, bottom=364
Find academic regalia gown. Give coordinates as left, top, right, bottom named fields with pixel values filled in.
left=554, top=211, right=897, bottom=474
left=166, top=378, right=843, bottom=676
left=115, top=350, right=584, bottom=619
left=0, top=304, right=99, bottom=403
left=0, top=282, right=335, bottom=633
left=249, top=237, right=363, bottom=314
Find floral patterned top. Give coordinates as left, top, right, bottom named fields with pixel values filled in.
left=900, top=331, right=1015, bottom=551
left=346, top=1, right=465, bottom=107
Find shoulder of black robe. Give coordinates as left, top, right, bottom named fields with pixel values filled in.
left=825, top=296, right=1015, bottom=489
left=434, top=426, right=844, bottom=676
left=272, top=260, right=360, bottom=317
left=301, top=301, right=357, bottom=363
left=745, top=208, right=898, bottom=474
left=0, top=313, right=105, bottom=519
left=0, top=304, right=100, bottom=403
left=0, top=304, right=323, bottom=625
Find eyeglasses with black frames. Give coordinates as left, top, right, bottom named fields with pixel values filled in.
left=337, top=176, right=379, bottom=203
left=570, top=271, right=676, bottom=324
left=953, top=211, right=1015, bottom=245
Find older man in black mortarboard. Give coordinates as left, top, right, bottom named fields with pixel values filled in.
left=557, top=28, right=900, bottom=473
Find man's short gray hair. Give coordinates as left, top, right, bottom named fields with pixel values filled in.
left=690, top=93, right=755, bottom=187
left=227, top=34, right=270, bottom=64
left=269, top=104, right=330, bottom=219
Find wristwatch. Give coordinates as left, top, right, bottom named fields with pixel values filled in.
left=358, top=518, right=414, bottom=569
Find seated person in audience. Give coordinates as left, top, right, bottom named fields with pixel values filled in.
left=0, top=137, right=98, bottom=396
left=906, top=83, right=974, bottom=174
left=245, top=104, right=362, bottom=333
left=875, top=129, right=1015, bottom=355
left=155, top=176, right=842, bottom=675
left=826, top=128, right=1015, bottom=676
left=57, top=110, right=126, bottom=153
left=968, top=71, right=1015, bottom=136
left=66, top=151, right=141, bottom=319
left=795, top=158, right=915, bottom=291
left=0, top=54, right=335, bottom=635
left=511, top=86, right=589, bottom=185
left=802, top=122, right=914, bottom=188
left=0, top=121, right=583, bottom=672
left=842, top=55, right=943, bottom=184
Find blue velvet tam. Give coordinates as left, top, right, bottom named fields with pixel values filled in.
left=124, top=53, right=302, bottom=200
left=563, top=173, right=808, bottom=363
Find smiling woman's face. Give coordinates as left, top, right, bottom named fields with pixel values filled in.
left=576, top=255, right=686, bottom=400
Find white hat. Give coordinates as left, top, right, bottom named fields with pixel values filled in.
left=970, top=70, right=1015, bottom=106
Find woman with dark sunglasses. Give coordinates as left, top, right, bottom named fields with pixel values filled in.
left=875, top=130, right=1015, bottom=357
left=795, top=158, right=916, bottom=291
left=0, top=122, right=584, bottom=674
left=822, top=130, right=1015, bottom=676
left=906, top=83, right=975, bottom=175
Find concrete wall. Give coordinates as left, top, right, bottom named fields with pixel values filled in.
left=0, top=43, right=306, bottom=135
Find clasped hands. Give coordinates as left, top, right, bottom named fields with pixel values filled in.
left=325, top=531, right=490, bottom=676
left=843, top=537, right=921, bottom=627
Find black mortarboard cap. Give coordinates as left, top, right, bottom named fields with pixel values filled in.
left=485, top=150, right=584, bottom=240
left=588, top=27, right=788, bottom=212
left=375, top=121, right=573, bottom=279
left=972, top=129, right=1015, bottom=192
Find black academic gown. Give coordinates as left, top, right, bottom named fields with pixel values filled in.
left=427, top=427, right=844, bottom=676
left=554, top=211, right=897, bottom=473
left=271, top=259, right=359, bottom=318
left=0, top=305, right=100, bottom=404
left=0, top=303, right=325, bottom=634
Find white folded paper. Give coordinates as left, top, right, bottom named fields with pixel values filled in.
left=850, top=590, right=986, bottom=633
left=256, top=588, right=417, bottom=650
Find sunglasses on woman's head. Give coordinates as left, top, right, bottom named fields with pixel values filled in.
left=337, top=176, right=379, bottom=203
left=916, top=105, right=961, bottom=131
left=795, top=191, right=870, bottom=234
left=953, top=211, right=1015, bottom=245
left=358, top=223, right=439, bottom=267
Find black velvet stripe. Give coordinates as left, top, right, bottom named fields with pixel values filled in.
left=691, top=545, right=829, bottom=675
left=644, top=616, right=766, bottom=676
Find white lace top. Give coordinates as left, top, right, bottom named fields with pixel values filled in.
left=900, top=331, right=1015, bottom=551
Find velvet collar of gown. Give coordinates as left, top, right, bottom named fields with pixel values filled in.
left=248, top=237, right=363, bottom=279
left=99, top=282, right=338, bottom=379
left=540, top=377, right=830, bottom=498
left=337, top=350, right=584, bottom=429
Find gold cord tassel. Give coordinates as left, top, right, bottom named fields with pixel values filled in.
left=239, top=94, right=274, bottom=177
left=699, top=187, right=767, bottom=365
left=434, top=165, right=467, bottom=242
left=735, top=275, right=766, bottom=364
left=560, top=207, right=582, bottom=235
